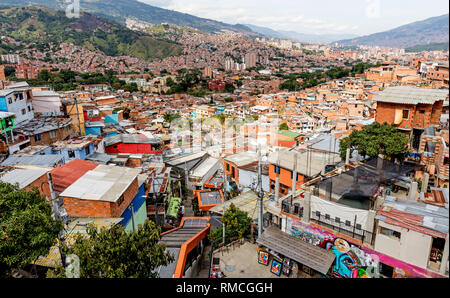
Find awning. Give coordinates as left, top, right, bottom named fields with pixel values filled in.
left=256, top=227, right=336, bottom=275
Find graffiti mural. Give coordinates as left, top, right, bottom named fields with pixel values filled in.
left=286, top=218, right=445, bottom=278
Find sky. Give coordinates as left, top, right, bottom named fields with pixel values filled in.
left=138, top=0, right=449, bottom=36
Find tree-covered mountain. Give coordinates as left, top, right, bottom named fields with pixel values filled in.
left=0, top=0, right=257, bottom=35
left=337, top=14, right=449, bottom=48
left=0, top=6, right=183, bottom=61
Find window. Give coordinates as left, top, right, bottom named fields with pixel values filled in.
left=21, top=109, right=26, bottom=115
left=49, top=130, right=57, bottom=138
left=68, top=150, right=75, bottom=158
left=379, top=227, right=401, bottom=240
left=85, top=145, right=90, bottom=155
left=419, top=110, right=425, bottom=114
left=335, top=217, right=341, bottom=223
left=345, top=220, right=351, bottom=227
left=274, top=166, right=280, bottom=174
left=8, top=98, right=12, bottom=104
left=226, top=163, right=230, bottom=171
left=315, top=211, right=321, bottom=217
left=402, top=110, right=409, bottom=119
left=34, top=134, right=42, bottom=142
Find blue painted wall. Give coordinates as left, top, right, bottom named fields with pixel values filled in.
left=105, top=114, right=119, bottom=123
left=120, top=183, right=147, bottom=229
left=0, top=97, right=8, bottom=112
left=85, top=126, right=102, bottom=135
left=52, top=143, right=95, bottom=163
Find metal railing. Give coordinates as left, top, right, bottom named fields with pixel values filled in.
left=310, top=212, right=375, bottom=246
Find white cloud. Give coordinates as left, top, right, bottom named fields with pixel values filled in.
left=137, top=0, right=449, bottom=35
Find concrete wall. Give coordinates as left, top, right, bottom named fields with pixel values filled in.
left=239, top=168, right=270, bottom=193
left=0, top=93, right=34, bottom=125
left=53, top=143, right=95, bottom=163
left=374, top=221, right=432, bottom=269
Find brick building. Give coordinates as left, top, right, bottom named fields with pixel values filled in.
left=0, top=168, right=52, bottom=199
left=60, top=165, right=141, bottom=218
left=375, top=87, right=448, bottom=149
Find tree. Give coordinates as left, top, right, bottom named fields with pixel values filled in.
left=224, top=82, right=235, bottom=93
left=0, top=182, right=62, bottom=277
left=163, top=113, right=180, bottom=123
left=3, top=66, right=16, bottom=77
left=209, top=203, right=252, bottom=245
left=48, top=220, right=173, bottom=278
left=280, top=79, right=301, bottom=91
left=339, top=122, right=409, bottom=161
left=279, top=123, right=289, bottom=131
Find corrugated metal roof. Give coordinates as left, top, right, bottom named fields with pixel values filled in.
left=375, top=86, right=448, bottom=105
left=85, top=153, right=112, bottom=164
left=224, top=151, right=257, bottom=167
left=0, top=168, right=48, bottom=189
left=256, top=226, right=336, bottom=275
left=59, top=165, right=141, bottom=202
left=50, top=159, right=99, bottom=194
left=1, top=155, right=64, bottom=167
left=377, top=195, right=448, bottom=238
left=190, top=157, right=219, bottom=178
left=209, top=190, right=272, bottom=221
left=104, top=134, right=161, bottom=146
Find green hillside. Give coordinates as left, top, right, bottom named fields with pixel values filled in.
left=0, top=6, right=183, bottom=61
left=0, top=0, right=257, bottom=35
left=405, top=42, right=449, bottom=53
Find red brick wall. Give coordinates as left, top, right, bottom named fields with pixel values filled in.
left=63, top=177, right=139, bottom=218
left=30, top=126, right=73, bottom=146
left=376, top=101, right=443, bottom=130
left=25, top=173, right=51, bottom=200
left=376, top=102, right=414, bottom=129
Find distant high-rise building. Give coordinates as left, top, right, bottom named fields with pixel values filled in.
left=1, top=54, right=20, bottom=64
left=225, top=58, right=234, bottom=71
left=245, top=53, right=257, bottom=69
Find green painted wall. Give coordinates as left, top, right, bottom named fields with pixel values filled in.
left=124, top=201, right=148, bottom=233
left=0, top=116, right=15, bottom=134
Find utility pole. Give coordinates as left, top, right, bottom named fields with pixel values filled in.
left=129, top=203, right=136, bottom=232
left=74, top=98, right=82, bottom=137
left=257, top=145, right=263, bottom=238
left=222, top=204, right=226, bottom=244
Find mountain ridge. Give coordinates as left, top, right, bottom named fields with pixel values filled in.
left=243, top=24, right=359, bottom=44
left=0, top=6, right=183, bottom=61
left=336, top=14, right=449, bottom=48
left=0, top=0, right=259, bottom=36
